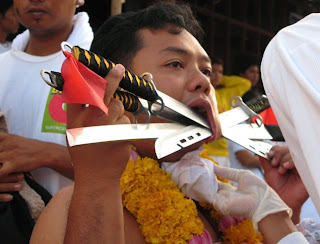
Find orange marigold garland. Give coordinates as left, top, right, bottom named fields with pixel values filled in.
left=120, top=156, right=203, bottom=243
left=120, top=151, right=263, bottom=243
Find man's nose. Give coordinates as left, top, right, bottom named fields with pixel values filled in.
left=188, top=71, right=211, bottom=95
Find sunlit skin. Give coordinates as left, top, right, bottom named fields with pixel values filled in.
left=13, top=0, right=81, bottom=55
left=129, top=27, right=221, bottom=162
left=13, top=0, right=76, bottom=33
left=210, top=63, right=223, bottom=88
left=240, top=65, right=260, bottom=87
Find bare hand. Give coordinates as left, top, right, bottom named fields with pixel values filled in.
left=67, top=64, right=131, bottom=181
left=268, top=145, right=295, bottom=174
left=0, top=133, right=54, bottom=176
left=260, top=145, right=309, bottom=223
left=0, top=167, right=24, bottom=202
left=0, top=134, right=56, bottom=202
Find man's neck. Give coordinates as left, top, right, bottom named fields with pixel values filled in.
left=25, top=26, right=73, bottom=56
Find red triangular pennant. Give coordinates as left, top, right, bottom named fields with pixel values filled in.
left=61, top=51, right=108, bottom=115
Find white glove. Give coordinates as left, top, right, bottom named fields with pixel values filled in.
left=212, top=164, right=292, bottom=231
left=161, top=148, right=218, bottom=203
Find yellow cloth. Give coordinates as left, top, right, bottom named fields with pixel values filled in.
left=204, top=75, right=251, bottom=156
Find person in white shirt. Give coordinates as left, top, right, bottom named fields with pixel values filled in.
left=0, top=0, right=93, bottom=200
left=261, top=13, right=320, bottom=216
left=0, top=0, right=20, bottom=53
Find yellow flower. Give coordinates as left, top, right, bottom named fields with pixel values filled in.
left=223, top=219, right=263, bottom=243
left=138, top=190, right=203, bottom=243
left=120, top=153, right=262, bottom=243
left=120, top=156, right=203, bottom=243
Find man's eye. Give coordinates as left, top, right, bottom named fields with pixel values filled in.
left=169, top=62, right=183, bottom=68
left=202, top=69, right=211, bottom=77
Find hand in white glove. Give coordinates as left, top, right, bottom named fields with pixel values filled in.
left=161, top=148, right=218, bottom=203
left=212, top=164, right=292, bottom=231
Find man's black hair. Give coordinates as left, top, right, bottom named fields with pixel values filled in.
left=211, top=56, right=223, bottom=66
left=232, top=52, right=261, bottom=75
left=90, top=1, right=204, bottom=68
left=0, top=0, right=13, bottom=16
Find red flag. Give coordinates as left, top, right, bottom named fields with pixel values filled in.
left=61, top=51, right=108, bottom=115
left=259, top=107, right=278, bottom=125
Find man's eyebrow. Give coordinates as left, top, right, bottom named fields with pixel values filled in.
left=159, top=46, right=211, bottom=64
left=159, top=46, right=189, bottom=56
left=203, top=55, right=211, bottom=64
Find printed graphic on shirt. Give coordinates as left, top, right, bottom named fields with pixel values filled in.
left=42, top=88, right=67, bottom=134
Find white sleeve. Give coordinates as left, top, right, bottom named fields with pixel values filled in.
left=277, top=232, right=309, bottom=244
left=261, top=13, right=320, bottom=214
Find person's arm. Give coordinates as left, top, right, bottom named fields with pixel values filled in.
left=212, top=164, right=305, bottom=242
left=63, top=64, right=130, bottom=243
left=258, top=211, right=298, bottom=243
left=260, top=145, right=309, bottom=224
left=235, top=150, right=260, bottom=167
left=31, top=64, right=130, bottom=244
left=0, top=134, right=72, bottom=202
left=0, top=133, right=72, bottom=179
left=30, top=185, right=73, bottom=244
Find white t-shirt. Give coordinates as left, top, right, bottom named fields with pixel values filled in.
left=0, top=41, right=12, bottom=53
left=261, top=13, right=320, bottom=214
left=0, top=12, right=93, bottom=195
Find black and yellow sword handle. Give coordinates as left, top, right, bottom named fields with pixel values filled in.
left=245, top=95, right=270, bottom=114
left=40, top=70, right=146, bottom=114
left=71, top=45, right=160, bottom=103
left=113, top=90, right=144, bottom=113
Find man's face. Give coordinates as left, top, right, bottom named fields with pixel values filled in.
left=13, top=0, right=77, bottom=34
left=210, top=63, right=223, bottom=88
left=130, top=27, right=221, bottom=160
left=241, top=65, right=260, bottom=87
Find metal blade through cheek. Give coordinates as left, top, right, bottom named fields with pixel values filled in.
left=156, top=91, right=210, bottom=128
left=155, top=125, right=212, bottom=159
left=222, top=127, right=272, bottom=159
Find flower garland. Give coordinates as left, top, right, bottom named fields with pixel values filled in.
left=120, top=151, right=263, bottom=243
left=120, top=156, right=203, bottom=243
left=199, top=149, right=263, bottom=243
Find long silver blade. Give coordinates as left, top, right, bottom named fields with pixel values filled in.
left=157, top=91, right=210, bottom=128
left=222, top=127, right=272, bottom=159
left=224, top=123, right=273, bottom=140
left=66, top=123, right=186, bottom=146
left=155, top=125, right=212, bottom=159
left=219, top=106, right=250, bottom=129
left=139, top=98, right=197, bottom=126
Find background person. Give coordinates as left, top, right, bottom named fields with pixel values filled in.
left=0, top=0, right=93, bottom=202
left=0, top=0, right=20, bottom=53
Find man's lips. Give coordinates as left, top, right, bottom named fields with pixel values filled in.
left=187, top=98, right=216, bottom=142
left=27, top=8, right=47, bottom=19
